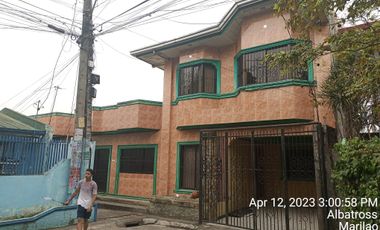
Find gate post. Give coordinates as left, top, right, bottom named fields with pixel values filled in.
left=250, top=131, right=257, bottom=229
left=313, top=124, right=328, bottom=230
left=199, top=131, right=203, bottom=225
left=224, top=132, right=229, bottom=225
left=280, top=129, right=290, bottom=230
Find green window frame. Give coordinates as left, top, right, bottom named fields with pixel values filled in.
left=119, top=148, right=155, bottom=174
left=175, top=141, right=200, bottom=194
left=115, top=144, right=158, bottom=196
left=176, top=59, right=221, bottom=99
left=234, top=39, right=314, bottom=90
left=94, top=145, right=112, bottom=194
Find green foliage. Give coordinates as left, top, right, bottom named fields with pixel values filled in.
left=332, top=137, right=380, bottom=224
left=270, top=0, right=380, bottom=138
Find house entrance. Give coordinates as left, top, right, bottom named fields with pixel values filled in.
left=93, top=147, right=111, bottom=193
left=199, top=123, right=328, bottom=230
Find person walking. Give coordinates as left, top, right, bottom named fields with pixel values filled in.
left=64, top=168, right=98, bottom=230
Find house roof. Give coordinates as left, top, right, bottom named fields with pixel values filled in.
left=0, top=108, right=47, bottom=134
left=130, top=0, right=275, bottom=69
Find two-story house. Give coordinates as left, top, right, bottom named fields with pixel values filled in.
left=35, top=0, right=335, bottom=229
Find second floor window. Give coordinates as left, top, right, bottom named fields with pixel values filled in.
left=237, top=44, right=308, bottom=87
left=179, top=63, right=217, bottom=96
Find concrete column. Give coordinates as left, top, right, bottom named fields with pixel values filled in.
left=157, top=59, right=176, bottom=196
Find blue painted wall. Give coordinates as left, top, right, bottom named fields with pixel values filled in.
left=0, top=159, right=70, bottom=220
left=0, top=205, right=97, bottom=230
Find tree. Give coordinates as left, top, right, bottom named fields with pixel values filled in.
left=269, top=0, right=380, bottom=139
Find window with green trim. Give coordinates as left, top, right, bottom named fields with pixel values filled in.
left=237, top=44, right=308, bottom=87
left=120, top=148, right=154, bottom=174
left=179, top=144, right=200, bottom=190
left=179, top=63, right=216, bottom=96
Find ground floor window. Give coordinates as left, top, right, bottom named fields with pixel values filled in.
left=179, top=144, right=200, bottom=190
left=119, top=147, right=154, bottom=174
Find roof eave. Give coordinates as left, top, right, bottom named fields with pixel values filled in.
left=130, top=0, right=274, bottom=68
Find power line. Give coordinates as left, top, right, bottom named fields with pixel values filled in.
left=40, top=0, right=80, bottom=109
left=98, top=37, right=140, bottom=60
left=0, top=0, right=82, bottom=34
left=12, top=54, right=79, bottom=111
left=1, top=53, right=79, bottom=109
left=95, top=0, right=152, bottom=29
left=96, top=0, right=232, bottom=36
left=14, top=0, right=82, bottom=27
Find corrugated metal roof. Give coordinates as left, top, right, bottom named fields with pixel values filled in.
left=0, top=108, right=47, bottom=131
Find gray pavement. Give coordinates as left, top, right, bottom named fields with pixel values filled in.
left=52, top=208, right=242, bottom=230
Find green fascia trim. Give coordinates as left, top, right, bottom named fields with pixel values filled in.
left=93, top=99, right=162, bottom=111
left=31, top=112, right=74, bottom=118
left=95, top=145, right=113, bottom=194
left=131, top=0, right=272, bottom=57
left=99, top=193, right=148, bottom=201
left=175, top=141, right=200, bottom=192
left=175, top=59, right=221, bottom=99
left=92, top=128, right=159, bottom=136
left=233, top=38, right=313, bottom=89
left=240, top=79, right=315, bottom=91
left=171, top=79, right=314, bottom=105
left=115, top=144, right=158, bottom=196
left=177, top=119, right=312, bottom=130
left=174, top=189, right=194, bottom=195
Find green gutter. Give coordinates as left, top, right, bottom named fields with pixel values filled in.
left=92, top=128, right=159, bottom=136
left=172, top=79, right=315, bottom=105
left=177, top=119, right=311, bottom=130
left=93, top=99, right=162, bottom=111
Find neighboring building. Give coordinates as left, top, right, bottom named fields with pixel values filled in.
left=0, top=108, right=48, bottom=175
left=35, top=0, right=335, bottom=229
left=0, top=108, right=72, bottom=221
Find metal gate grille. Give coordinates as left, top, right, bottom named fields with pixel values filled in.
left=199, top=123, right=327, bottom=230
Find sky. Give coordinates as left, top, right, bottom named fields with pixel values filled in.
left=0, top=0, right=235, bottom=116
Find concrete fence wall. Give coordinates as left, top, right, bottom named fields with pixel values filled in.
left=0, top=159, right=70, bottom=220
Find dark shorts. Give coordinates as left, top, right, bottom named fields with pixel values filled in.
left=77, top=205, right=91, bottom=219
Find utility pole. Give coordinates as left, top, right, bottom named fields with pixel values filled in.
left=34, top=100, right=43, bottom=116
left=48, top=85, right=62, bottom=124
left=69, top=0, right=94, bottom=192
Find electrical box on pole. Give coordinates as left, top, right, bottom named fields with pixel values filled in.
left=91, top=74, right=100, bottom=84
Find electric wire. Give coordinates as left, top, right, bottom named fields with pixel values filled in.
left=0, top=0, right=81, bottom=35
left=96, top=0, right=232, bottom=36
left=12, top=53, right=79, bottom=112
left=1, top=53, right=79, bottom=109
left=127, top=0, right=232, bottom=29
left=95, top=0, right=152, bottom=29
left=39, top=0, right=80, bottom=109
left=98, top=37, right=140, bottom=60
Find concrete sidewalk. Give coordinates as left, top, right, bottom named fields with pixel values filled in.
left=52, top=208, right=241, bottom=230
